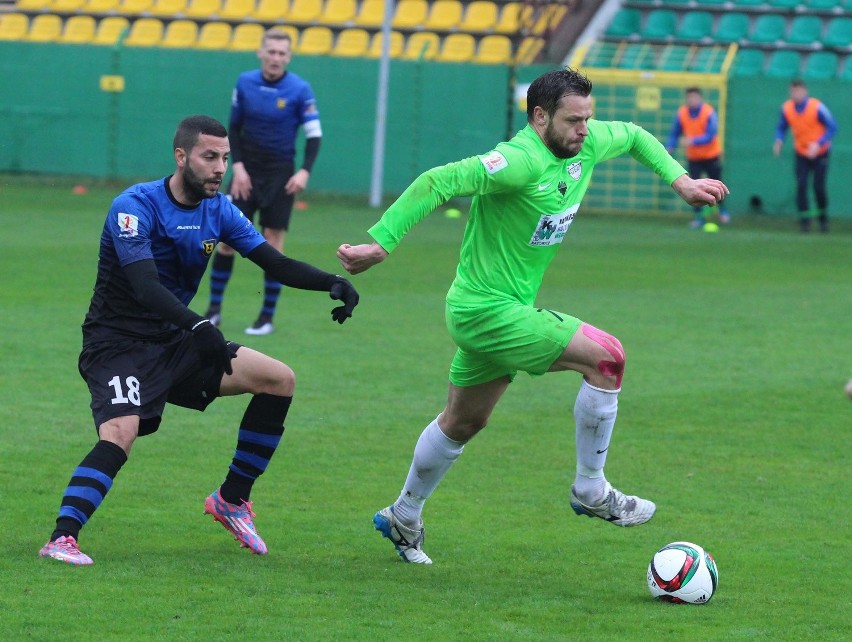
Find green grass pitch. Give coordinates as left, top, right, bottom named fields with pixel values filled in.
left=1, top=175, right=850, bottom=640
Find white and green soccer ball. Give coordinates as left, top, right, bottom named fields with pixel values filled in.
left=647, top=541, right=718, bottom=604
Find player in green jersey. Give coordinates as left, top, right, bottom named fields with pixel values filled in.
left=338, top=69, right=729, bottom=564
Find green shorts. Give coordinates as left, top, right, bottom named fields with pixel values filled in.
left=446, top=299, right=582, bottom=387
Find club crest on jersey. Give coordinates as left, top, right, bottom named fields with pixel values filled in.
left=558, top=181, right=567, bottom=195
left=117, top=213, right=139, bottom=237
left=568, top=161, right=582, bottom=181
left=277, top=98, right=287, bottom=109
left=202, top=239, right=216, bottom=256
left=480, top=151, right=508, bottom=174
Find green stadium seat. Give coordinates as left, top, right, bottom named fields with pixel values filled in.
left=689, top=45, right=727, bottom=72
left=618, top=43, right=656, bottom=69
left=732, top=0, right=765, bottom=6
left=749, top=15, right=786, bottom=44
left=768, top=0, right=800, bottom=8
left=0, top=13, right=29, bottom=41
left=786, top=16, right=823, bottom=46
left=804, top=0, right=840, bottom=9
left=693, top=0, right=727, bottom=7
left=731, top=48, right=764, bottom=75
left=474, top=34, right=512, bottom=64
left=658, top=44, right=691, bottom=70
left=605, top=9, right=641, bottom=38
left=460, top=1, right=498, bottom=33
left=641, top=10, right=677, bottom=40
left=582, top=41, right=618, bottom=68
left=714, top=13, right=749, bottom=43
left=823, top=17, right=852, bottom=49
left=803, top=51, right=838, bottom=78
left=676, top=11, right=713, bottom=41
left=841, top=59, right=852, bottom=80
left=765, top=50, right=802, bottom=77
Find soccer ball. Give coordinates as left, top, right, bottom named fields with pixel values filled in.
left=647, top=541, right=718, bottom=604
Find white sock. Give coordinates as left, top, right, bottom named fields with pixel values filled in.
left=392, top=417, right=465, bottom=527
left=573, top=379, right=619, bottom=503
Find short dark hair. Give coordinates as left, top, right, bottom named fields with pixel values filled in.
left=685, top=87, right=702, bottom=95
left=173, top=115, right=227, bottom=151
left=790, top=79, right=806, bottom=89
left=526, top=67, right=593, bottom=122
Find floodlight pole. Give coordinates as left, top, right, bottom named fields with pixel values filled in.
left=369, top=0, right=396, bottom=208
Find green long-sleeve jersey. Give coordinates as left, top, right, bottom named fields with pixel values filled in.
left=368, top=121, right=686, bottom=307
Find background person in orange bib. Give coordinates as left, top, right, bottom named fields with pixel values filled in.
left=666, top=87, right=730, bottom=228
left=773, top=79, right=837, bottom=233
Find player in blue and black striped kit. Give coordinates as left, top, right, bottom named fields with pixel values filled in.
left=206, top=28, right=322, bottom=336
left=38, top=115, right=358, bottom=565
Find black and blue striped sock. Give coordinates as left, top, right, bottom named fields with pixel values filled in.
left=209, top=253, right=235, bottom=310
left=259, top=273, right=283, bottom=320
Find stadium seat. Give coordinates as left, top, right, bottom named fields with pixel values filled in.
left=731, top=48, right=764, bottom=75
left=253, top=0, right=289, bottom=21
left=531, top=4, right=567, bottom=35
left=93, top=15, right=129, bottom=44
left=394, top=0, right=429, bottom=29
left=823, top=17, right=852, bottom=49
left=516, top=36, right=544, bottom=64
left=0, top=13, right=29, bottom=41
left=641, top=10, right=677, bottom=40
left=749, top=15, right=786, bottom=44
left=149, top=0, right=187, bottom=16
left=84, top=0, right=120, bottom=12
left=402, top=31, right=439, bottom=59
left=689, top=45, right=727, bottom=72
left=657, top=44, right=691, bottom=70
left=676, top=11, right=713, bottom=41
left=298, top=26, right=333, bottom=54
left=161, top=19, right=197, bottom=47
left=52, top=0, right=87, bottom=13
left=27, top=14, right=62, bottom=41
left=605, top=9, right=641, bottom=38
left=118, top=0, right=154, bottom=14
left=60, top=14, right=96, bottom=43
left=196, top=21, right=231, bottom=48
left=460, top=1, right=498, bottom=33
left=475, top=34, right=512, bottom=64
left=841, top=58, right=852, bottom=80
left=803, top=51, right=838, bottom=78
left=219, top=0, right=254, bottom=20
left=14, top=0, right=51, bottom=11
left=495, top=2, right=523, bottom=35
left=366, top=29, right=403, bottom=57
left=426, top=0, right=464, bottom=31
left=618, top=43, right=656, bottom=69
left=786, top=16, right=823, bottom=46
left=732, top=0, right=764, bottom=6
left=353, top=0, right=384, bottom=28
left=230, top=22, right=264, bottom=50
left=765, top=50, right=801, bottom=77
left=693, top=0, right=727, bottom=6
left=804, top=0, right=840, bottom=9
left=582, top=41, right=618, bottom=68
left=124, top=17, right=164, bottom=46
left=332, top=28, right=370, bottom=56
left=185, top=0, right=221, bottom=18
left=289, top=0, right=323, bottom=23
left=437, top=33, right=475, bottom=61
left=768, top=0, right=799, bottom=8
left=320, top=0, right=357, bottom=26
left=713, top=13, right=749, bottom=44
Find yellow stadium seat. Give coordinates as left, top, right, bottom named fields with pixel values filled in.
left=402, top=31, right=439, bottom=60
left=437, top=32, right=474, bottom=62
left=219, top=0, right=254, bottom=20
left=289, top=0, right=322, bottom=22
left=495, top=2, right=531, bottom=35
left=354, top=0, right=384, bottom=28
left=184, top=0, right=221, bottom=19
left=515, top=35, right=543, bottom=64
left=118, top=0, right=154, bottom=14
left=252, top=0, right=288, bottom=21
left=230, top=22, right=263, bottom=50
left=394, top=0, right=428, bottom=29
left=149, top=0, right=188, bottom=16
left=161, top=18, right=197, bottom=47
left=196, top=21, right=231, bottom=48
left=531, top=4, right=567, bottom=35
left=320, top=0, right=357, bottom=26
left=60, top=14, right=96, bottom=43
left=426, top=0, right=463, bottom=32
left=474, top=33, right=511, bottom=64
left=83, top=0, right=120, bottom=12
left=366, top=29, right=403, bottom=58
left=93, top=15, right=129, bottom=44
left=0, top=13, right=29, bottom=41
left=125, top=17, right=163, bottom=46
left=52, top=0, right=87, bottom=13
left=460, top=0, right=498, bottom=32
left=14, top=0, right=51, bottom=11
left=333, top=27, right=369, bottom=57
left=28, top=14, right=62, bottom=41
left=298, top=25, right=332, bottom=54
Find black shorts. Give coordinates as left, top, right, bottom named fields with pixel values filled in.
left=687, top=157, right=722, bottom=181
left=78, top=333, right=241, bottom=437
left=230, top=161, right=296, bottom=231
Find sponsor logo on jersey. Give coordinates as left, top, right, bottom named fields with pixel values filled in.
left=202, top=239, right=216, bottom=256
left=118, top=213, right=139, bottom=237
left=480, top=151, right=508, bottom=174
left=277, top=98, right=287, bottom=109
left=176, top=225, right=201, bottom=230
left=568, top=161, right=582, bottom=181
left=537, top=182, right=552, bottom=191
left=529, top=204, right=580, bottom=247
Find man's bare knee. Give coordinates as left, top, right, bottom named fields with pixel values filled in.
left=98, top=418, right=138, bottom=455
left=581, top=324, right=626, bottom=388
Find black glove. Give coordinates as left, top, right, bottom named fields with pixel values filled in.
left=329, top=277, right=359, bottom=324
left=191, top=319, right=234, bottom=375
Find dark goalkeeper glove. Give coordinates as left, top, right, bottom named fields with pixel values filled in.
left=329, top=277, right=359, bottom=324
left=191, top=319, right=234, bottom=375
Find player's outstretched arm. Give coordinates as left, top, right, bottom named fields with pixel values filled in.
left=671, top=174, right=729, bottom=208
left=337, top=242, right=389, bottom=275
